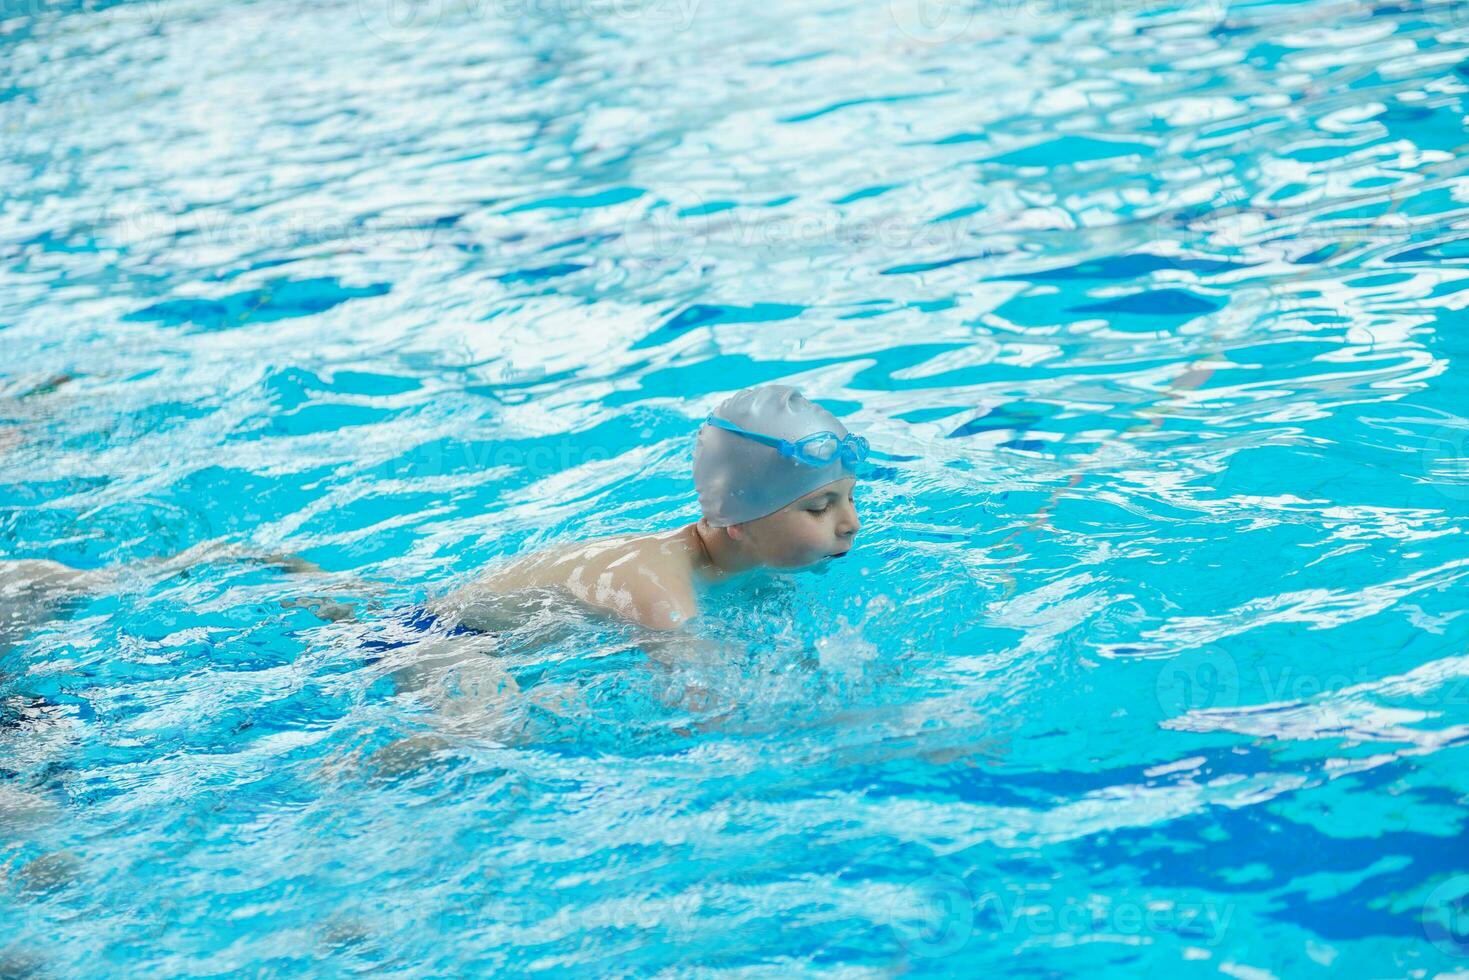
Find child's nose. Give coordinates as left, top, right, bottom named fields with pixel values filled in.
left=839, top=503, right=861, bottom=538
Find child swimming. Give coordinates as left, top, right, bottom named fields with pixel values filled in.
left=1, top=384, right=867, bottom=777
left=427, top=383, right=867, bottom=634
left=0, top=384, right=865, bottom=656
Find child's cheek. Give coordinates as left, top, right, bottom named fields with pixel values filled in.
left=799, top=521, right=826, bottom=557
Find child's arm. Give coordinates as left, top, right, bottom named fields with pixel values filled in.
left=6, top=540, right=383, bottom=629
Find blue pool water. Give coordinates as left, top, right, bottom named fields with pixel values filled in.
left=4, top=0, right=1469, bottom=973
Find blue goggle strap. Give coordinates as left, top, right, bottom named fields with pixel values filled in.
left=704, top=413, right=865, bottom=464
left=704, top=413, right=793, bottom=454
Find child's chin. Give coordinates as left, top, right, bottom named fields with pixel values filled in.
left=770, top=555, right=827, bottom=572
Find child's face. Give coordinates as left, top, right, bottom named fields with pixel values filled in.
left=737, top=477, right=861, bottom=569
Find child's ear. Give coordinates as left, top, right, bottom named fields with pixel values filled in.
left=725, top=524, right=744, bottom=542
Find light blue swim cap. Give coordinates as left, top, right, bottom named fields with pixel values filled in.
left=694, top=384, right=856, bottom=528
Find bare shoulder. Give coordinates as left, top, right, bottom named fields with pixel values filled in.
left=618, top=539, right=698, bottom=631
left=439, top=526, right=700, bottom=632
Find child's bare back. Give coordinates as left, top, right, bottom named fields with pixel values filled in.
left=430, top=525, right=705, bottom=633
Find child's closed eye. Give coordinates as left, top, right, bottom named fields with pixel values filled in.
left=809, top=493, right=854, bottom=515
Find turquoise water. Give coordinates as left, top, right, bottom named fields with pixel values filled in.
left=4, top=0, right=1469, bottom=972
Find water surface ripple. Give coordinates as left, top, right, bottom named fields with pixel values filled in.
left=2, top=0, right=1468, bottom=974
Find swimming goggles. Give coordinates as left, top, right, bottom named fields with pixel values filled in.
left=704, top=413, right=870, bottom=468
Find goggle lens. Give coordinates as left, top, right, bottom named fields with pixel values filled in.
left=801, top=433, right=841, bottom=463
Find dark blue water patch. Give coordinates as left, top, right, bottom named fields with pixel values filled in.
left=1370, top=100, right=1465, bottom=153
left=603, top=354, right=846, bottom=407
left=880, top=253, right=986, bottom=276
left=779, top=91, right=939, bottom=124
left=305, top=493, right=441, bottom=566
left=160, top=464, right=336, bottom=536
left=124, top=278, right=390, bottom=332
left=894, top=406, right=967, bottom=425
left=1352, top=272, right=1416, bottom=290
left=213, top=256, right=299, bottom=279
left=832, top=185, right=896, bottom=205
left=322, top=370, right=420, bottom=397
left=501, top=186, right=643, bottom=213
left=934, top=202, right=985, bottom=222
left=948, top=402, right=1057, bottom=438
left=820, top=759, right=1047, bottom=811
left=989, top=135, right=1153, bottom=168
left=910, top=298, right=958, bottom=313
left=259, top=366, right=419, bottom=413
left=1063, top=777, right=1468, bottom=942
left=1290, top=243, right=1340, bottom=265
left=239, top=377, right=399, bottom=436
left=757, top=49, right=832, bottom=67
left=838, top=303, right=897, bottom=321
left=1209, top=20, right=1258, bottom=37
left=269, top=403, right=392, bottom=437
left=1374, top=104, right=1434, bottom=122
left=1152, top=199, right=1258, bottom=230
left=494, top=262, right=588, bottom=284
left=1371, top=0, right=1428, bottom=14
left=376, top=410, right=687, bottom=489
left=1264, top=180, right=1312, bottom=203
left=1286, top=141, right=1372, bottom=165
left=659, top=303, right=723, bottom=332
left=854, top=461, right=905, bottom=481
left=846, top=343, right=976, bottom=390
left=1385, top=238, right=1469, bottom=263
left=653, top=302, right=804, bottom=336
left=539, top=230, right=618, bottom=253
left=858, top=743, right=1288, bottom=814
left=1071, top=288, right=1220, bottom=316
left=998, top=438, right=1048, bottom=452
left=993, top=253, right=1250, bottom=282
left=934, top=131, right=986, bottom=145
left=680, top=200, right=736, bottom=217
left=13, top=226, right=102, bottom=257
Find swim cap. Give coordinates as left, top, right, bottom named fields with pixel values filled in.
left=694, top=384, right=856, bottom=527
